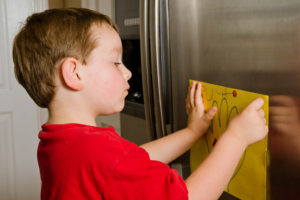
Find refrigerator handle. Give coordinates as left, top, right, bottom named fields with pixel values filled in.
left=149, top=0, right=167, bottom=138
left=139, top=0, right=156, bottom=138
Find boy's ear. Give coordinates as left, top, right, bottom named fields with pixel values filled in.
left=61, top=57, right=83, bottom=91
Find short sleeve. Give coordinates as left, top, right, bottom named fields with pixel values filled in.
left=103, top=149, right=188, bottom=200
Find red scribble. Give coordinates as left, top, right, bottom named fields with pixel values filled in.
left=212, top=138, right=217, bottom=146
left=232, top=90, right=237, bottom=97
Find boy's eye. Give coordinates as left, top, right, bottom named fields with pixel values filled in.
left=114, top=62, right=121, bottom=67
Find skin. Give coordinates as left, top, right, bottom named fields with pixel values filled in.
left=141, top=82, right=268, bottom=200
left=185, top=89, right=268, bottom=200
left=47, top=24, right=131, bottom=126
left=47, top=24, right=268, bottom=200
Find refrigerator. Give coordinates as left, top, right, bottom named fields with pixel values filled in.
left=116, top=0, right=300, bottom=199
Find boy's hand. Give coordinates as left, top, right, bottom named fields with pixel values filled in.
left=226, top=98, right=268, bottom=148
left=186, top=81, right=217, bottom=136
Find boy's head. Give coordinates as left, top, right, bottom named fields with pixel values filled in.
left=13, top=8, right=118, bottom=108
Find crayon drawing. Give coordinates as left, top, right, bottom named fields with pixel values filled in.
left=190, top=80, right=269, bottom=200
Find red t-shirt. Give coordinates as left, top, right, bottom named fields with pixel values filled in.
left=38, top=123, right=188, bottom=200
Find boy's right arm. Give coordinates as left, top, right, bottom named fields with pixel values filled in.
left=185, top=98, right=268, bottom=200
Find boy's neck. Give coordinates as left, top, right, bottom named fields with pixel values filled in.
left=46, top=116, right=97, bottom=126
left=47, top=103, right=97, bottom=127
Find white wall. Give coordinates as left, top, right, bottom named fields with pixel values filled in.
left=0, top=1, right=47, bottom=199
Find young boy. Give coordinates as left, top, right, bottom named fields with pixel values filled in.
left=13, top=8, right=268, bottom=200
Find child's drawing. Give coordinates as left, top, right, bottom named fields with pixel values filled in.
left=190, top=81, right=269, bottom=200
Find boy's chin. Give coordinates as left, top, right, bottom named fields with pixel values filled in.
left=108, top=104, right=125, bottom=115
left=115, top=101, right=125, bottom=112
left=120, top=103, right=125, bottom=112
left=95, top=102, right=125, bottom=116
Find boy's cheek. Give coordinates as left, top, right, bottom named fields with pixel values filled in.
left=104, top=79, right=125, bottom=96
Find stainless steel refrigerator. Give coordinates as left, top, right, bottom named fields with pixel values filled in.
left=117, top=0, right=300, bottom=199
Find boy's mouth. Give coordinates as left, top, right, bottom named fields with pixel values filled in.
left=125, top=86, right=130, bottom=95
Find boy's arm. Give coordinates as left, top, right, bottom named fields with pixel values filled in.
left=140, top=127, right=210, bottom=164
left=186, top=132, right=246, bottom=200
left=186, top=98, right=268, bottom=200
left=140, top=82, right=217, bottom=164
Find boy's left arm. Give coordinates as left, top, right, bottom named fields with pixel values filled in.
left=140, top=82, right=217, bottom=164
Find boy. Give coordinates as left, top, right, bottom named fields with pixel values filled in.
left=13, top=8, right=268, bottom=200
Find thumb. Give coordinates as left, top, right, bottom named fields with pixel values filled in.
left=203, top=107, right=217, bottom=121
left=246, top=98, right=264, bottom=110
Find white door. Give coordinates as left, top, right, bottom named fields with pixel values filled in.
left=0, top=0, right=47, bottom=199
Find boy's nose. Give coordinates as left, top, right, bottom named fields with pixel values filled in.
left=123, top=65, right=132, bottom=80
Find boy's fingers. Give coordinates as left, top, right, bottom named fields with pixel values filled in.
left=188, top=82, right=192, bottom=95
left=185, top=83, right=192, bottom=107
left=189, top=81, right=196, bottom=106
left=247, top=98, right=264, bottom=110
left=258, top=109, right=265, bottom=118
left=264, top=125, right=269, bottom=133
left=195, top=82, right=202, bottom=107
left=204, top=107, right=217, bottom=121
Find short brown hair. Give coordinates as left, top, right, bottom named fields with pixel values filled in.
left=13, top=8, right=118, bottom=108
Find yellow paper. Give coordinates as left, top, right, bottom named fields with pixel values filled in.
left=190, top=80, right=269, bottom=200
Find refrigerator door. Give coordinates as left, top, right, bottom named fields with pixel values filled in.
left=168, top=0, right=300, bottom=129
left=149, top=0, right=167, bottom=138
left=167, top=0, right=300, bottom=199
left=139, top=0, right=157, bottom=140
left=140, top=0, right=173, bottom=139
